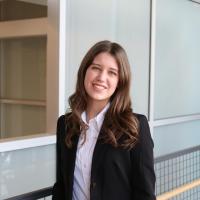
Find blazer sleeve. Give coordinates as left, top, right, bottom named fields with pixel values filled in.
left=52, top=115, right=66, bottom=200
left=131, top=114, right=156, bottom=200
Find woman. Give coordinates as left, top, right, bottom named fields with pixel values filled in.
left=52, top=40, right=156, bottom=200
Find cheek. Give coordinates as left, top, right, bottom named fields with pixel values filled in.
left=84, top=77, right=88, bottom=92
left=85, top=69, right=94, bottom=81
left=84, top=71, right=90, bottom=85
left=84, top=70, right=93, bottom=90
left=113, top=78, right=119, bottom=90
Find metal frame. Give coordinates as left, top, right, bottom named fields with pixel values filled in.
left=0, top=134, right=55, bottom=152
left=58, top=0, right=67, bottom=116
left=155, top=144, right=200, bottom=199
left=149, top=0, right=156, bottom=134
left=0, top=37, right=4, bottom=137
left=189, top=0, right=200, bottom=5
left=4, top=187, right=52, bottom=200
left=155, top=144, right=200, bottom=163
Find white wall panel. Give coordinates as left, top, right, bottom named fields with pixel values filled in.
left=154, top=0, right=200, bottom=119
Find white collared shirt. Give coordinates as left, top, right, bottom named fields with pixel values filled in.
left=72, top=103, right=110, bottom=200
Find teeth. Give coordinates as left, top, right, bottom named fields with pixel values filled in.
left=93, top=84, right=105, bottom=89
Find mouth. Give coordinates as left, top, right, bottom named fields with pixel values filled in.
left=92, top=83, right=107, bottom=90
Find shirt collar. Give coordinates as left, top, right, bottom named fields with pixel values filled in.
left=81, top=102, right=110, bottom=132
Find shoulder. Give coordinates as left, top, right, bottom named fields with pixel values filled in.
left=56, top=115, right=66, bottom=132
left=133, top=113, right=149, bottom=131
left=130, top=113, right=154, bottom=166
left=132, top=113, right=153, bottom=148
left=57, top=112, right=72, bottom=126
left=56, top=112, right=72, bottom=137
left=57, top=115, right=65, bottom=124
left=56, top=115, right=66, bottom=142
left=133, top=113, right=148, bottom=122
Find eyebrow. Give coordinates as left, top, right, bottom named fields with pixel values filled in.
left=91, top=62, right=118, bottom=72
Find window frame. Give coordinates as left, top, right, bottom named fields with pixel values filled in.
left=0, top=0, right=64, bottom=152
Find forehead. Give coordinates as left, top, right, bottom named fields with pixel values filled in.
left=92, top=52, right=118, bottom=70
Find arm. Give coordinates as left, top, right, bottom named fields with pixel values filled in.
left=131, top=114, right=156, bottom=200
left=52, top=115, right=65, bottom=200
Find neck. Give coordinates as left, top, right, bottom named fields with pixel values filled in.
left=86, top=100, right=108, bottom=122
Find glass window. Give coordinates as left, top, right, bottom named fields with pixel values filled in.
left=154, top=120, right=200, bottom=157
left=65, top=0, right=150, bottom=116
left=154, top=0, right=200, bottom=119
left=0, top=0, right=47, bottom=21
left=0, top=145, right=55, bottom=199
left=1, top=104, right=46, bottom=138
left=0, top=36, right=47, bottom=139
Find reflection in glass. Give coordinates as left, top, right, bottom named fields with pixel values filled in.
left=1, top=37, right=46, bottom=100
left=0, top=36, right=47, bottom=139
left=0, top=104, right=46, bottom=138
left=0, top=0, right=47, bottom=21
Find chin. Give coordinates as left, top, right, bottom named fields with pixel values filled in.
left=90, top=97, right=110, bottom=103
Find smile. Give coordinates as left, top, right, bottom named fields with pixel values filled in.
left=92, top=83, right=107, bottom=90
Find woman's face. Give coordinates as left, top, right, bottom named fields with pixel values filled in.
left=84, top=52, right=119, bottom=105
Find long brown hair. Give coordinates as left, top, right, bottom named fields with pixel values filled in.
left=65, top=40, right=139, bottom=149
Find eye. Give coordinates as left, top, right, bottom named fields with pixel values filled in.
left=91, top=65, right=101, bottom=71
left=109, top=70, right=118, bottom=76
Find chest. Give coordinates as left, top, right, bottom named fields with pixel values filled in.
left=62, top=138, right=132, bottom=178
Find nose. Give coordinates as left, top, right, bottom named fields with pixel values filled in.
left=97, top=70, right=107, bottom=82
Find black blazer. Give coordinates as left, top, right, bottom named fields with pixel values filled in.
left=52, top=114, right=156, bottom=200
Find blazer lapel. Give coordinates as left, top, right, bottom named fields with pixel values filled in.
left=69, top=134, right=79, bottom=174
left=66, top=134, right=79, bottom=199
left=91, top=131, right=108, bottom=178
